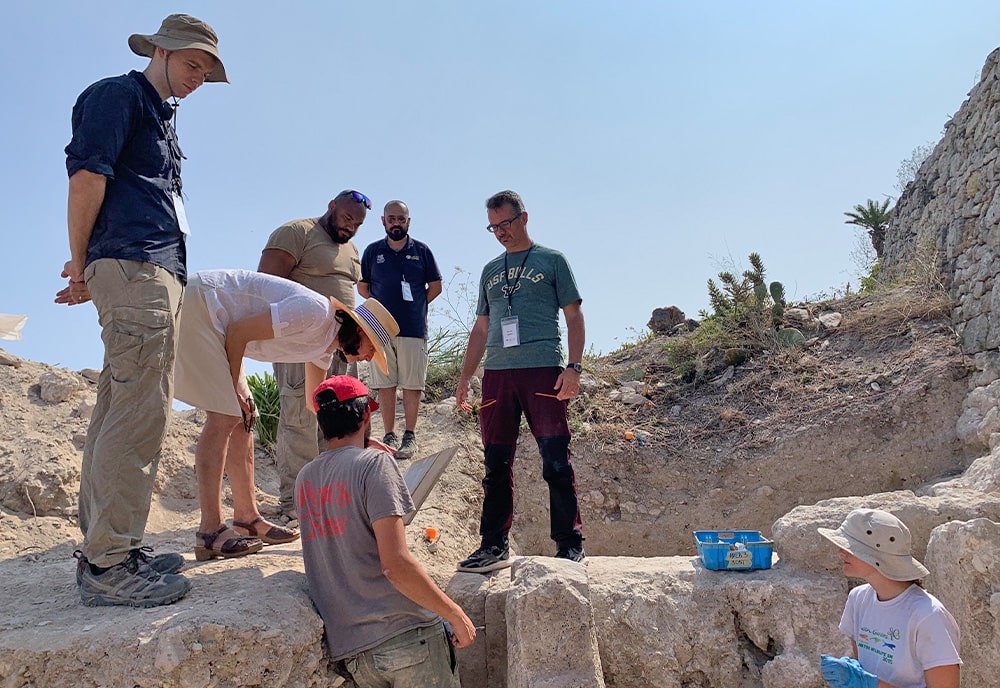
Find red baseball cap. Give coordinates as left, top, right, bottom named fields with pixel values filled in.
left=312, top=375, right=379, bottom=413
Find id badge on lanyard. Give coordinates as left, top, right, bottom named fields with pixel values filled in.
left=172, top=192, right=191, bottom=236
left=401, top=280, right=413, bottom=302
left=501, top=315, right=520, bottom=347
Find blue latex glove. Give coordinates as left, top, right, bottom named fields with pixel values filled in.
left=820, top=655, right=879, bottom=688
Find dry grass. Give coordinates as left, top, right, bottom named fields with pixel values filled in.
left=574, top=279, right=960, bottom=458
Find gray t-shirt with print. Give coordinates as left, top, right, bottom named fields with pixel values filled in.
left=295, top=445, right=438, bottom=660
left=475, top=243, right=582, bottom=370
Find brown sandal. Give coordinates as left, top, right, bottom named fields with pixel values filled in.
left=194, top=525, right=263, bottom=561
left=232, top=516, right=300, bottom=545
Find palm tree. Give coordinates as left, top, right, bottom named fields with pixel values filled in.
left=844, top=198, right=892, bottom=260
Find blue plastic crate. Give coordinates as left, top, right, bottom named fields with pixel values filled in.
left=694, top=530, right=773, bottom=571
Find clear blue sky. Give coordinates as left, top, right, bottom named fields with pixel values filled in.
left=3, top=1, right=998, bottom=372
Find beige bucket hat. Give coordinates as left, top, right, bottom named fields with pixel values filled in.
left=128, top=14, right=228, bottom=83
left=818, top=508, right=930, bottom=581
left=330, top=297, right=400, bottom=376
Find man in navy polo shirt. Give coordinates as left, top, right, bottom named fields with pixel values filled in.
left=55, top=14, right=227, bottom=607
left=359, top=200, right=442, bottom=460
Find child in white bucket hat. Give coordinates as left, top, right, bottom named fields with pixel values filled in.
left=817, top=509, right=961, bottom=688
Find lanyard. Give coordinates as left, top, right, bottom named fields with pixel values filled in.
left=503, top=244, right=534, bottom=315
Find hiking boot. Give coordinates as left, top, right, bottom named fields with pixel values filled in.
left=555, top=545, right=586, bottom=563
left=74, top=547, right=184, bottom=586
left=382, top=432, right=400, bottom=450
left=456, top=543, right=511, bottom=573
left=77, top=549, right=191, bottom=608
left=394, top=431, right=418, bottom=460
left=134, top=547, right=185, bottom=575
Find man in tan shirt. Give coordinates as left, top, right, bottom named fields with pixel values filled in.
left=258, top=189, right=371, bottom=515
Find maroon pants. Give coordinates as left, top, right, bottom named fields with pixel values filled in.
left=478, top=367, right=583, bottom=548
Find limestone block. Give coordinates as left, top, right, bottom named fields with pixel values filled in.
left=588, top=557, right=846, bottom=688
left=448, top=571, right=512, bottom=688
left=38, top=370, right=81, bottom=403
left=578, top=372, right=599, bottom=395
left=925, top=448, right=1000, bottom=496
left=924, top=518, right=1000, bottom=688
left=771, top=491, right=1000, bottom=576
left=0, top=558, right=332, bottom=687
left=506, top=557, right=604, bottom=688
left=955, top=406, right=983, bottom=445
left=0, top=349, right=22, bottom=367
left=760, top=653, right=828, bottom=688
left=817, top=312, right=842, bottom=329
left=79, top=367, right=100, bottom=383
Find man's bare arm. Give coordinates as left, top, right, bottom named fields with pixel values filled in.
left=257, top=248, right=297, bottom=279
left=56, top=170, right=107, bottom=305
left=373, top=516, right=476, bottom=648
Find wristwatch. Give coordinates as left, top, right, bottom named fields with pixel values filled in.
left=566, top=362, right=583, bottom=373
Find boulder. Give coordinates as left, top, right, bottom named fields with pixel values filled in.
left=648, top=307, right=686, bottom=334
left=506, top=557, right=605, bottom=688
left=588, top=557, right=847, bottom=688
left=0, top=553, right=331, bottom=688
left=817, top=312, right=843, bottom=329
left=0, top=350, right=22, bottom=368
left=39, top=370, right=81, bottom=403
left=925, top=444, right=1000, bottom=494
left=771, top=490, right=1000, bottom=577
left=924, top=518, right=1000, bottom=688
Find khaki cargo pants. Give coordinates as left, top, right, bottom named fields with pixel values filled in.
left=79, top=259, right=183, bottom=568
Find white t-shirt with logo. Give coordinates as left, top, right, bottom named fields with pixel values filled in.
left=839, top=583, right=961, bottom=688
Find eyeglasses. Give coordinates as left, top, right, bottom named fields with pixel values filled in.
left=348, top=190, right=372, bottom=210
left=486, top=215, right=520, bottom=233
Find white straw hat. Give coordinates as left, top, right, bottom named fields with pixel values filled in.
left=330, top=297, right=399, bottom=376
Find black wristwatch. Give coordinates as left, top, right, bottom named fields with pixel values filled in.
left=566, top=362, right=583, bottom=373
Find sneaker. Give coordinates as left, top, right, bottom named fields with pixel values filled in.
left=78, top=549, right=191, bottom=608
left=395, top=431, right=418, bottom=460
left=74, top=547, right=184, bottom=586
left=382, top=432, right=400, bottom=450
left=456, top=543, right=512, bottom=573
left=555, top=545, right=586, bottom=563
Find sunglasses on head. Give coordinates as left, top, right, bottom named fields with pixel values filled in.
left=347, top=190, right=372, bottom=210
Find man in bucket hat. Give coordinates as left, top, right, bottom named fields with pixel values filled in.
left=54, top=14, right=226, bottom=607
left=817, top=509, right=961, bottom=688
left=296, top=376, right=475, bottom=686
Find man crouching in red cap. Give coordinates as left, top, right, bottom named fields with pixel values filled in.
left=296, top=376, right=476, bottom=685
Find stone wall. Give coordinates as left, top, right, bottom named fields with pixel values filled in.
left=882, top=46, right=1000, bottom=453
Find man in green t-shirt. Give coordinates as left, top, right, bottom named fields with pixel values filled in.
left=455, top=190, right=587, bottom=572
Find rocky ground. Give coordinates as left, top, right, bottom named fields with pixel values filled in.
left=0, top=283, right=995, bottom=687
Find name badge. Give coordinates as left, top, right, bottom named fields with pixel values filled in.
left=172, top=192, right=191, bottom=236
left=501, top=316, right=520, bottom=348
left=401, top=280, right=413, bottom=302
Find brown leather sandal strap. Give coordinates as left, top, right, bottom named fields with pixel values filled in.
left=231, top=517, right=264, bottom=533
left=196, top=524, right=230, bottom=550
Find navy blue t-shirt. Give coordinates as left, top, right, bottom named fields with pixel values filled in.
left=65, top=70, right=187, bottom=281
left=360, top=237, right=441, bottom=338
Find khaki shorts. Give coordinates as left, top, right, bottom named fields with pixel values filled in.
left=174, top=275, right=248, bottom=417
left=369, top=336, right=428, bottom=390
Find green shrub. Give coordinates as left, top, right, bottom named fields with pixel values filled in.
left=425, top=327, right=467, bottom=401
left=703, top=253, right=802, bottom=350
left=424, top=267, right=478, bottom=401
left=246, top=371, right=280, bottom=452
